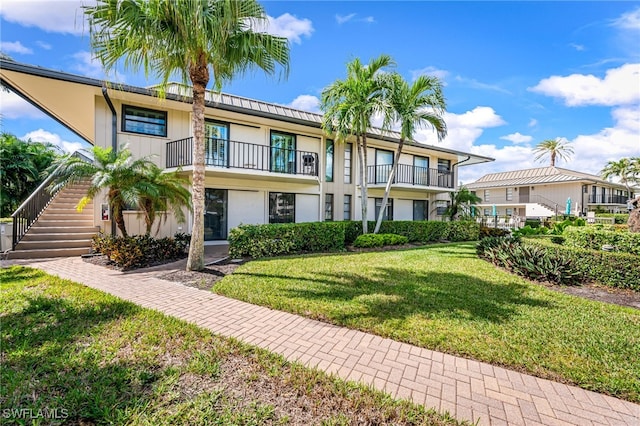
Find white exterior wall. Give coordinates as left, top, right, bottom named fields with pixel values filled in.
left=228, top=190, right=265, bottom=228
left=296, top=194, right=320, bottom=222
left=394, top=199, right=414, bottom=221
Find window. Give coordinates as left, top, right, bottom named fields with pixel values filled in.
left=343, top=195, right=352, bottom=220
left=484, top=190, right=490, bottom=202
left=204, top=189, right=228, bottom=240
left=344, top=143, right=352, bottom=184
left=414, top=156, right=429, bottom=186
left=506, top=187, right=513, bottom=201
left=437, top=158, right=451, bottom=172
left=324, top=194, right=334, bottom=221
left=375, top=198, right=393, bottom=221
left=506, top=208, right=513, bottom=216
left=375, top=149, right=394, bottom=184
left=484, top=208, right=491, bottom=216
left=436, top=200, right=449, bottom=216
left=205, top=120, right=229, bottom=166
left=122, top=105, right=167, bottom=137
left=269, top=192, right=295, bottom=223
left=270, top=131, right=296, bottom=174
left=437, top=159, right=452, bottom=188
left=325, top=139, right=334, bottom=182
left=413, top=200, right=429, bottom=221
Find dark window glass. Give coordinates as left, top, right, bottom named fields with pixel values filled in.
left=122, top=105, right=167, bottom=137
left=270, top=131, right=296, bottom=174
left=325, top=139, right=334, bottom=182
left=436, top=201, right=449, bottom=216
left=324, top=193, right=334, bottom=221
left=204, top=189, right=228, bottom=240
left=375, top=198, right=393, bottom=221
left=344, top=143, right=352, bottom=184
left=269, top=192, right=295, bottom=223
left=343, top=195, right=352, bottom=220
left=413, top=200, right=429, bottom=221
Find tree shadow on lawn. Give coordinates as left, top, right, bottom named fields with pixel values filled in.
left=233, top=267, right=554, bottom=325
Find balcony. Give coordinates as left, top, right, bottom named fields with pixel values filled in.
left=166, top=137, right=319, bottom=177
left=588, top=194, right=629, bottom=204
left=367, top=164, right=454, bottom=189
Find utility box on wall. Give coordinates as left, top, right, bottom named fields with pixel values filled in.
left=101, top=203, right=110, bottom=221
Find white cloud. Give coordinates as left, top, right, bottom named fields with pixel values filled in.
left=1, top=41, right=33, bottom=55
left=336, top=13, right=356, bottom=24
left=0, top=0, right=89, bottom=35
left=454, top=76, right=511, bottom=94
left=569, top=43, right=585, bottom=51
left=410, top=66, right=449, bottom=83
left=36, top=41, right=52, bottom=50
left=528, top=118, right=538, bottom=127
left=70, top=51, right=125, bottom=81
left=361, top=16, right=375, bottom=24
left=0, top=91, right=46, bottom=119
left=612, top=7, right=640, bottom=30
left=287, top=95, right=320, bottom=113
left=529, top=63, right=640, bottom=106
left=22, top=129, right=84, bottom=153
left=500, top=132, right=533, bottom=144
left=257, top=13, right=313, bottom=44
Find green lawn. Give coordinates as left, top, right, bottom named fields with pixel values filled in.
left=215, top=243, right=640, bottom=403
left=0, top=266, right=464, bottom=426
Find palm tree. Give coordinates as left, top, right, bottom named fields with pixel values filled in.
left=601, top=157, right=640, bottom=197
left=443, top=187, right=482, bottom=221
left=373, top=73, right=447, bottom=234
left=136, top=166, right=192, bottom=235
left=321, top=54, right=394, bottom=234
left=49, top=146, right=157, bottom=237
left=85, top=0, right=290, bottom=271
left=533, top=139, right=574, bottom=167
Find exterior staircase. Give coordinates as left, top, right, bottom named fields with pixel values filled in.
left=8, top=182, right=99, bottom=259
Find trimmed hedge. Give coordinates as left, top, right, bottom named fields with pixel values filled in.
left=353, top=233, right=409, bottom=248
left=595, top=213, right=630, bottom=224
left=563, top=227, right=640, bottom=255
left=92, top=233, right=190, bottom=270
left=523, top=237, right=640, bottom=290
left=229, top=220, right=480, bottom=258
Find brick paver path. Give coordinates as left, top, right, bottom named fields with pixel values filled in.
left=15, top=257, right=640, bottom=425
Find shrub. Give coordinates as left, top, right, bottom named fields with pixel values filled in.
left=479, top=226, right=510, bottom=238
left=353, top=233, right=409, bottom=248
left=477, top=237, right=581, bottom=286
left=595, top=213, right=630, bottom=224
left=563, top=227, right=640, bottom=255
left=524, top=219, right=541, bottom=228
left=512, top=225, right=548, bottom=238
left=524, top=238, right=640, bottom=290
left=92, top=233, right=190, bottom=270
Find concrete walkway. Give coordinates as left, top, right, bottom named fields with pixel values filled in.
left=10, top=257, right=640, bottom=426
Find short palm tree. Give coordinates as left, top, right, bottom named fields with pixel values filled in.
left=601, top=157, right=640, bottom=197
left=373, top=73, right=447, bottom=233
left=49, top=146, right=156, bottom=237
left=533, top=139, right=574, bottom=167
left=136, top=167, right=191, bottom=235
left=444, top=187, right=482, bottom=221
left=85, top=0, right=290, bottom=271
left=321, top=54, right=394, bottom=234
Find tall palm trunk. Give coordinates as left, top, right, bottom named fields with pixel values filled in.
left=186, top=54, right=209, bottom=271
left=109, top=189, right=128, bottom=237
left=373, top=138, right=404, bottom=234
left=357, top=134, right=368, bottom=234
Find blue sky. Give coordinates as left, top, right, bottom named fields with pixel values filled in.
left=1, top=1, right=639, bottom=183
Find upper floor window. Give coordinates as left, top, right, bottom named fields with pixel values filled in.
left=484, top=190, right=490, bottom=202
left=122, top=105, right=167, bottom=137
left=344, top=143, right=353, bottom=184
left=437, top=158, right=451, bottom=172
left=506, top=188, right=513, bottom=201
left=325, top=139, right=334, bottom=182
left=270, top=131, right=296, bottom=174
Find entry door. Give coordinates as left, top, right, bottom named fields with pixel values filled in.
left=204, top=189, right=228, bottom=240
left=205, top=121, right=229, bottom=166
left=519, top=186, right=530, bottom=203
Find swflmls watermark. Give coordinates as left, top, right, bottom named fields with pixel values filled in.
left=2, top=408, right=69, bottom=420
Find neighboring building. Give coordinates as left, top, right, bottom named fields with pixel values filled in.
left=1, top=59, right=492, bottom=255
left=466, top=166, right=636, bottom=218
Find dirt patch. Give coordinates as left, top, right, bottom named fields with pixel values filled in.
left=158, top=262, right=241, bottom=291
left=545, top=282, right=640, bottom=310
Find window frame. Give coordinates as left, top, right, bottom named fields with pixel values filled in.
left=484, top=190, right=490, bottom=202
left=324, top=193, right=334, bottom=221
left=374, top=197, right=394, bottom=221
left=413, top=200, right=429, bottom=221
left=122, top=104, right=167, bottom=137
left=325, top=139, right=334, bottom=182
left=270, top=130, right=297, bottom=174
left=344, top=143, right=353, bottom=184
left=268, top=192, right=295, bottom=224
left=343, top=194, right=352, bottom=221
left=506, top=187, right=513, bottom=201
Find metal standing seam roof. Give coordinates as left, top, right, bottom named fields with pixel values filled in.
left=465, top=166, right=628, bottom=189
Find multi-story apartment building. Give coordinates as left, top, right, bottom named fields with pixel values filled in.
left=466, top=166, right=635, bottom=219
left=1, top=60, right=492, bottom=256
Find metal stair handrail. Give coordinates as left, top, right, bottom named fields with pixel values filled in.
left=11, top=149, right=93, bottom=250
left=530, top=194, right=558, bottom=212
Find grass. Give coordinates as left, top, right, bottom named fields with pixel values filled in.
left=0, top=266, right=465, bottom=426
left=215, top=243, right=640, bottom=403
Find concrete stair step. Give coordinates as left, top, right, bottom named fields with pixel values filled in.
left=6, top=247, right=92, bottom=259
left=40, top=213, right=94, bottom=219
left=21, top=232, right=98, bottom=241
left=28, top=226, right=100, bottom=234
left=16, top=240, right=93, bottom=250
left=33, top=220, right=95, bottom=227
